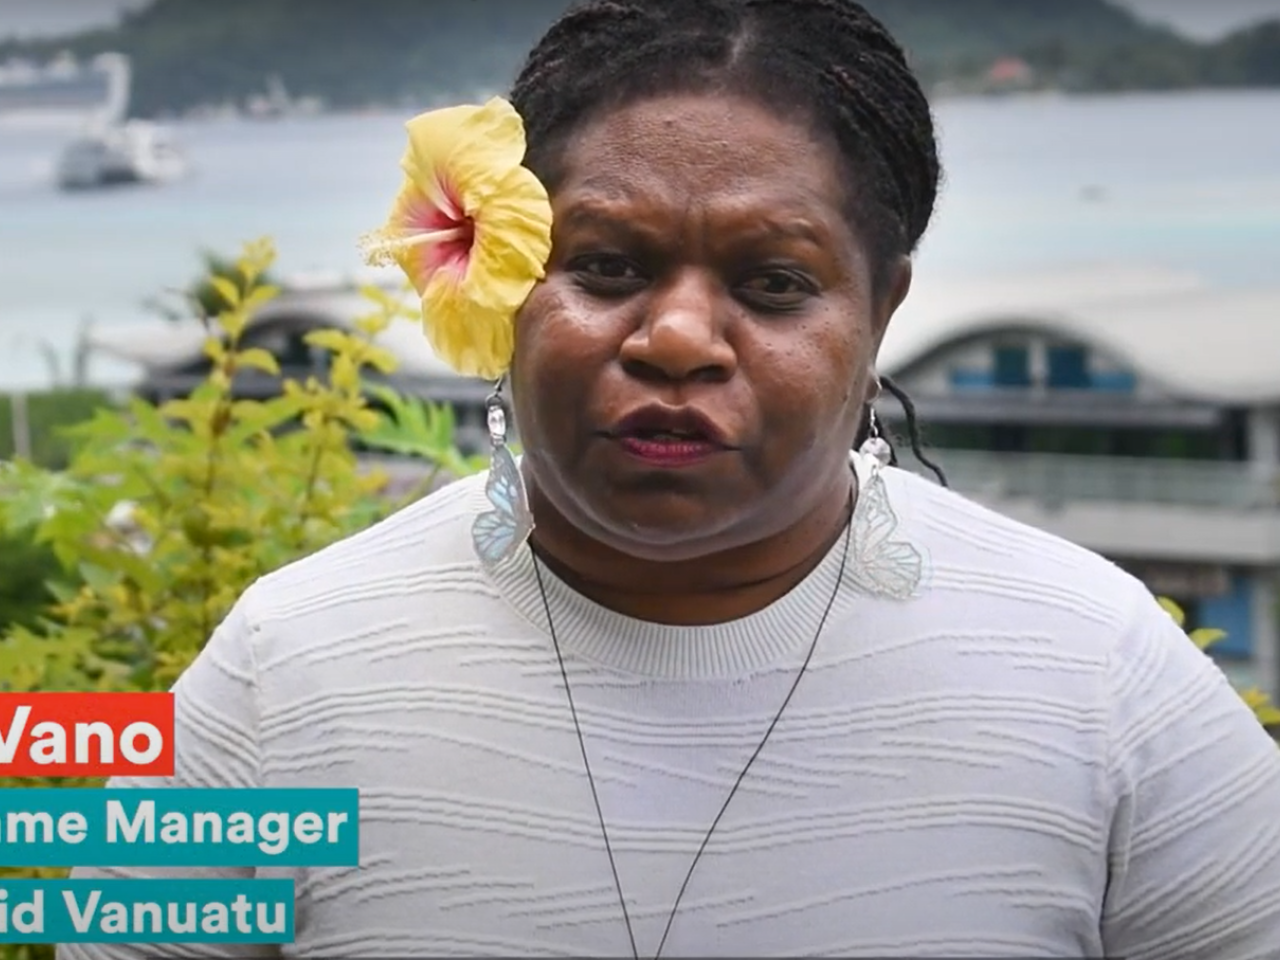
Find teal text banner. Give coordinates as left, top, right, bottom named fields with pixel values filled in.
left=0, top=879, right=294, bottom=943
left=0, top=788, right=358, bottom=866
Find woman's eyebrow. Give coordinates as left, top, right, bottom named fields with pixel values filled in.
left=732, top=216, right=831, bottom=249
left=558, top=194, right=834, bottom=244
left=555, top=191, right=643, bottom=232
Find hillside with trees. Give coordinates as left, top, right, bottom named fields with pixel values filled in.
left=0, top=0, right=1277, bottom=117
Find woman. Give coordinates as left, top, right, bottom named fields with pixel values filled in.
left=65, top=1, right=1280, bottom=958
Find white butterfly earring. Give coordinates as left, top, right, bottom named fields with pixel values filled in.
left=471, top=379, right=534, bottom=568
left=850, top=380, right=923, bottom=599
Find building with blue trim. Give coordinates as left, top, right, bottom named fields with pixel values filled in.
left=90, top=265, right=1280, bottom=695
left=879, top=264, right=1280, bottom=695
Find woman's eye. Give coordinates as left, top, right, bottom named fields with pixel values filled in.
left=571, top=255, right=645, bottom=290
left=739, top=270, right=817, bottom=306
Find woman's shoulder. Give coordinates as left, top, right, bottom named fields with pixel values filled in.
left=241, top=469, right=492, bottom=627
left=871, top=467, right=1272, bottom=764
left=872, top=466, right=1187, bottom=688
left=885, top=464, right=1150, bottom=630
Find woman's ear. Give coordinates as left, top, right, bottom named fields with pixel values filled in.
left=872, top=256, right=913, bottom=348
left=863, top=370, right=883, bottom=407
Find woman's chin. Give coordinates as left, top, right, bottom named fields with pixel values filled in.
left=572, top=494, right=762, bottom=563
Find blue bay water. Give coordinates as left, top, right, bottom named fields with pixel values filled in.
left=1, top=89, right=1278, bottom=390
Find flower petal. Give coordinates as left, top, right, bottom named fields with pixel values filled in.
left=464, top=166, right=553, bottom=313
left=403, top=98, right=527, bottom=214
left=448, top=98, right=533, bottom=208
left=421, top=272, right=515, bottom=381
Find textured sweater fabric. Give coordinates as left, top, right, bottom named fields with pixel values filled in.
left=63, top=454, right=1280, bottom=959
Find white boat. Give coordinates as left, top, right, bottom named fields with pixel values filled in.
left=4, top=50, right=189, bottom=191
left=55, top=120, right=188, bottom=190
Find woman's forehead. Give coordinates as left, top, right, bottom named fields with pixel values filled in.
left=553, top=92, right=848, bottom=210
left=553, top=186, right=842, bottom=256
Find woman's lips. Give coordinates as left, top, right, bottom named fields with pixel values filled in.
left=603, top=404, right=735, bottom=468
left=615, top=434, right=726, bottom=467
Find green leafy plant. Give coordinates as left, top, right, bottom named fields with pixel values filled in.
left=0, top=239, right=483, bottom=960
left=361, top=384, right=488, bottom=486
left=142, top=247, right=280, bottom=326
left=0, top=239, right=410, bottom=695
left=0, top=388, right=114, bottom=468
left=0, top=535, right=66, bottom=634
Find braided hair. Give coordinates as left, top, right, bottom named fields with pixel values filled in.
left=510, top=0, right=947, bottom=485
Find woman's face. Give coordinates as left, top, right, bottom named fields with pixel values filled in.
left=512, top=92, right=907, bottom=562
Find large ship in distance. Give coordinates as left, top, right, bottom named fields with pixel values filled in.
left=0, top=51, right=188, bottom=190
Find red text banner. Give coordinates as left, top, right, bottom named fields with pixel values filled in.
left=0, top=693, right=175, bottom=777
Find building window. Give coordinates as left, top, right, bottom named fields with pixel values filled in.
left=1046, top=345, right=1090, bottom=389
left=948, top=368, right=994, bottom=390
left=1090, top=370, right=1137, bottom=392
left=992, top=345, right=1031, bottom=387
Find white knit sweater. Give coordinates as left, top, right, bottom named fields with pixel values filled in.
left=63, top=455, right=1280, bottom=959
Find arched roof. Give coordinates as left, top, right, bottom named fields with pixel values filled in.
left=879, top=264, right=1280, bottom=405
left=87, top=284, right=459, bottom=381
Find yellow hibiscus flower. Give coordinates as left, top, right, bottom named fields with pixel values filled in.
left=360, top=97, right=553, bottom=380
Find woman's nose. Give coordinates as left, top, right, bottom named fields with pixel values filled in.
left=618, top=271, right=737, bottom=383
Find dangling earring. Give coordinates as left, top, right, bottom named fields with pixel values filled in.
left=858, top=384, right=893, bottom=468
left=471, top=377, right=534, bottom=567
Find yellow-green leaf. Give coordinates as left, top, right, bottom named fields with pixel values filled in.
left=362, top=346, right=399, bottom=374
left=218, top=310, right=249, bottom=343
left=1188, top=627, right=1227, bottom=650
left=209, top=276, right=241, bottom=309
left=305, top=329, right=352, bottom=354
left=1157, top=596, right=1186, bottom=628
left=235, top=348, right=281, bottom=376
left=202, top=338, right=228, bottom=363
left=1241, top=688, right=1280, bottom=724
left=1258, top=706, right=1280, bottom=727
left=242, top=284, right=281, bottom=313
left=330, top=357, right=360, bottom=394
left=354, top=312, right=392, bottom=337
